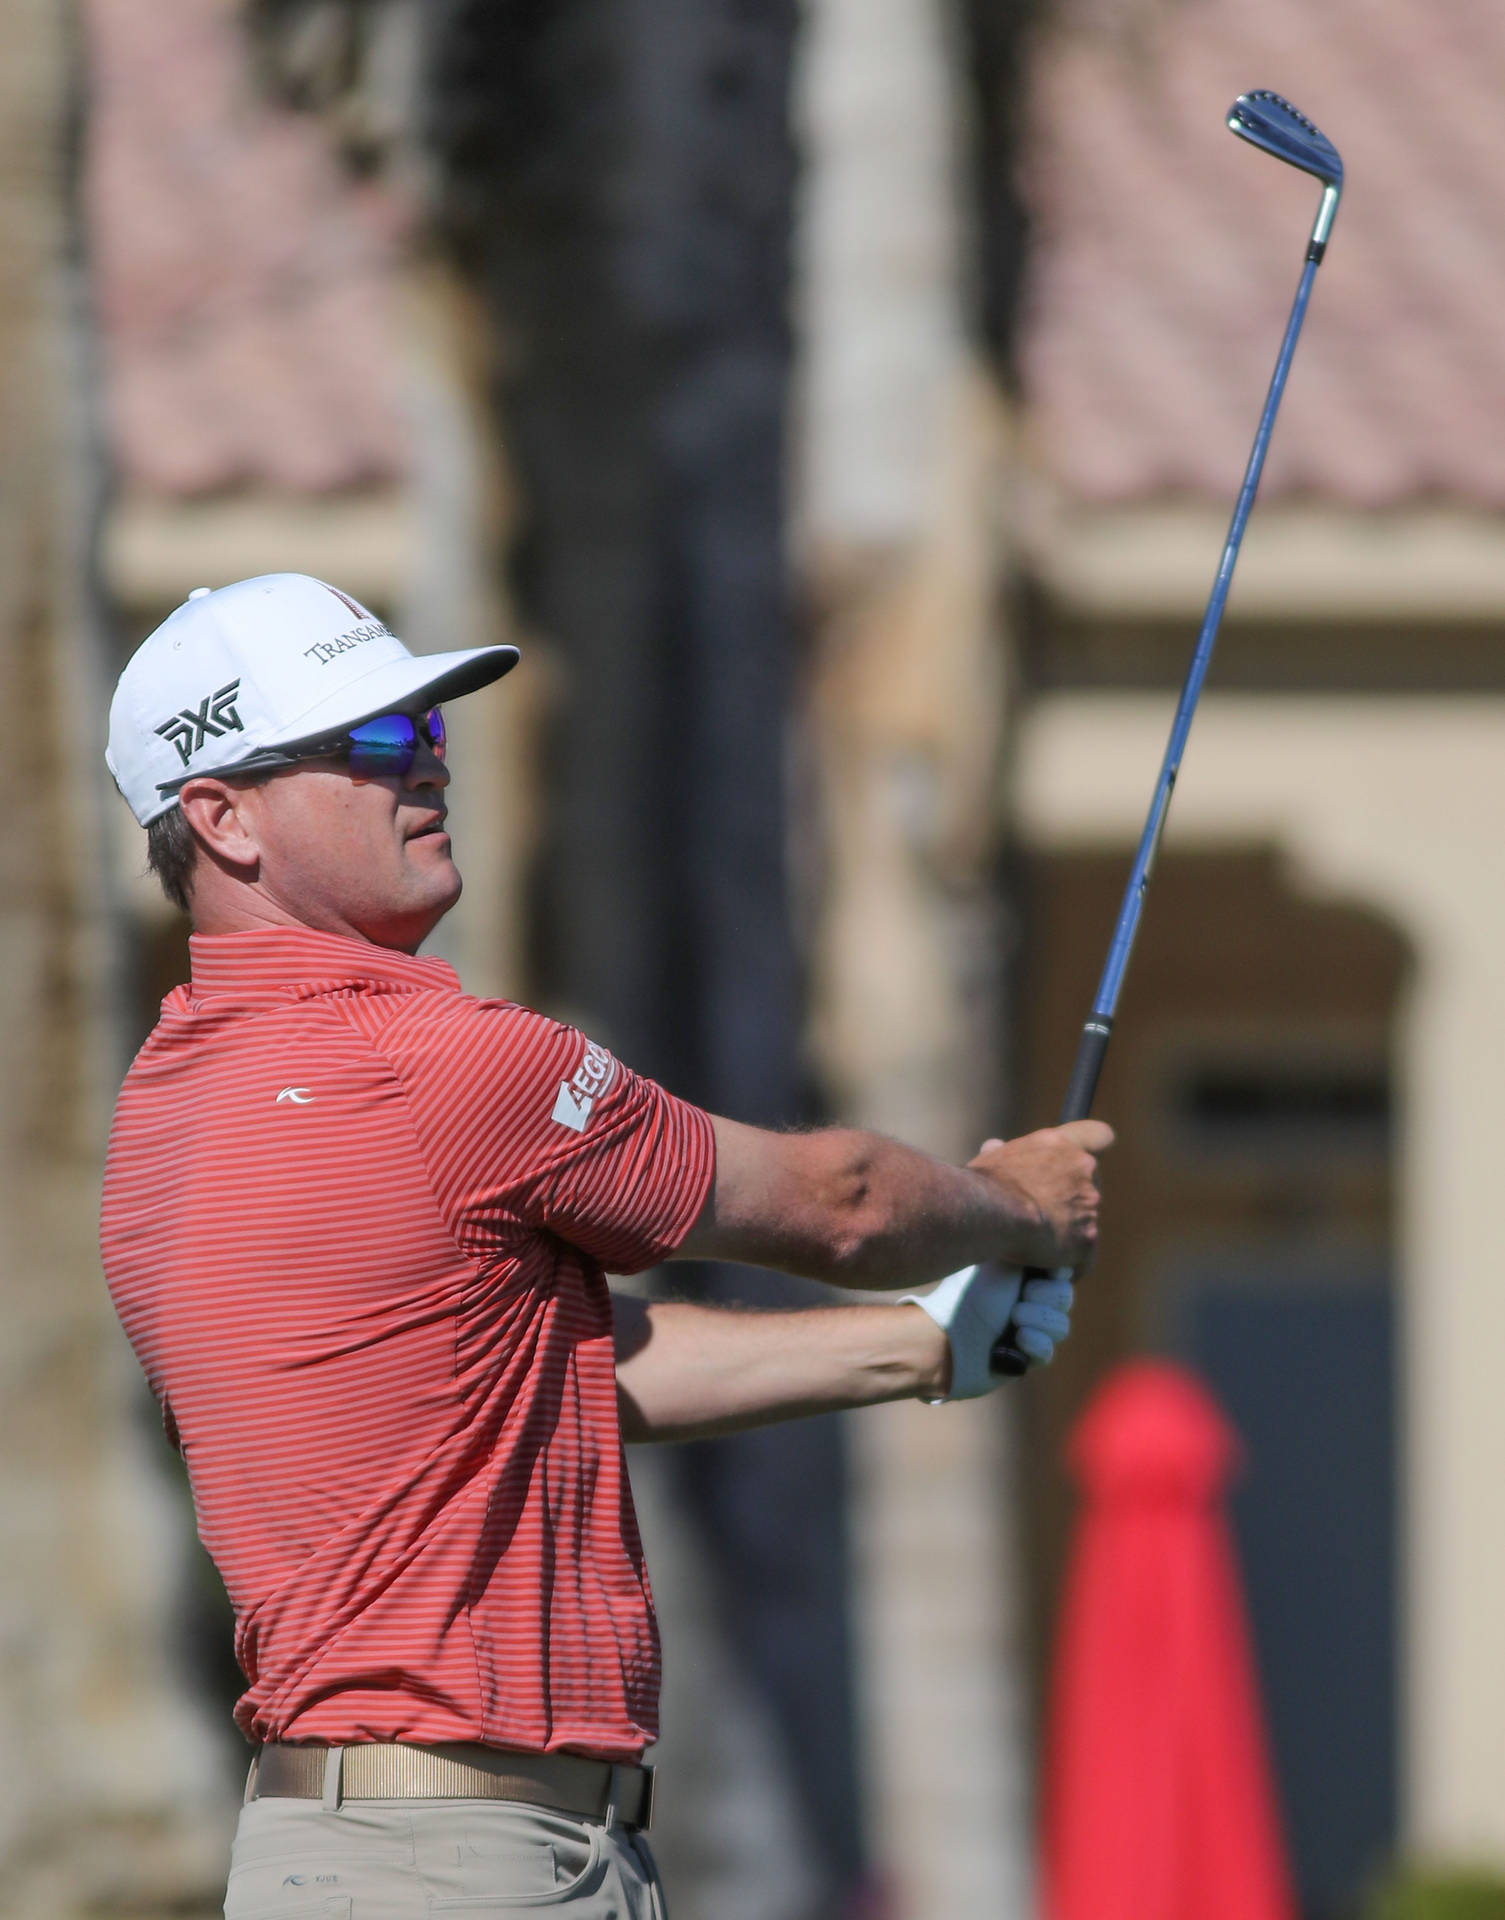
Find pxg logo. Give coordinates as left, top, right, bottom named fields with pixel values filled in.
left=156, top=680, right=244, bottom=768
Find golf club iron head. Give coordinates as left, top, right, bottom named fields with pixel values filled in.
left=1227, top=90, right=1343, bottom=185
left=1228, top=90, right=1343, bottom=249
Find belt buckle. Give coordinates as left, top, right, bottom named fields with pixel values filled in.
left=639, top=1763, right=656, bottom=1832
left=604, top=1762, right=654, bottom=1832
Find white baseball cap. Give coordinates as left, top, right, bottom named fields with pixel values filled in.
left=107, top=573, right=519, bottom=825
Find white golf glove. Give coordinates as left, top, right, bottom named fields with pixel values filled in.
left=901, top=1264, right=1076, bottom=1401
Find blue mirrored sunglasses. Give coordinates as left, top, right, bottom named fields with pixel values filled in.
left=327, top=706, right=447, bottom=776
left=156, top=706, right=447, bottom=799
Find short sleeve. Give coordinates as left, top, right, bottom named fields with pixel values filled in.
left=368, top=994, right=715, bottom=1272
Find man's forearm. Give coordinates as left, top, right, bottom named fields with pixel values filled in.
left=802, top=1129, right=1037, bottom=1288
left=674, top=1114, right=1107, bottom=1291
left=612, top=1293, right=947, bottom=1443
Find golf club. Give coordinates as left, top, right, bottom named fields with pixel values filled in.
left=981, top=91, right=1345, bottom=1374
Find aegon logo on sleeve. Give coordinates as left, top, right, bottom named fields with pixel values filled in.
left=551, top=1040, right=617, bottom=1133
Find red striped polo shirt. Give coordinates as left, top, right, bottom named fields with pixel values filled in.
left=100, top=928, right=715, bottom=1760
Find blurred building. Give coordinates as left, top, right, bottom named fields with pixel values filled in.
left=91, top=0, right=412, bottom=603
left=1007, top=5, right=1505, bottom=1915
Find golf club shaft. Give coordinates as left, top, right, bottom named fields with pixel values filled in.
left=986, top=230, right=1332, bottom=1377
left=1055, top=245, right=1324, bottom=1126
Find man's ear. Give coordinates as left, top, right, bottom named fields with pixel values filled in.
left=178, top=778, right=262, bottom=878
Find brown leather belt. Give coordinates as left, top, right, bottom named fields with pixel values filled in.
left=246, top=1742, right=655, bottom=1831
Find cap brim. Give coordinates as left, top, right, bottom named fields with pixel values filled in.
left=262, top=643, right=520, bottom=752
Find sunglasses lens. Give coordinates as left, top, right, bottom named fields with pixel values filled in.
left=346, top=712, right=417, bottom=775
left=338, top=708, right=446, bottom=776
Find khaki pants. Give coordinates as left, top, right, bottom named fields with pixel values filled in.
left=222, top=1797, right=668, bottom=1919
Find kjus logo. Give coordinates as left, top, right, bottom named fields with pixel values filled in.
left=155, top=680, right=243, bottom=768
left=551, top=1041, right=616, bottom=1133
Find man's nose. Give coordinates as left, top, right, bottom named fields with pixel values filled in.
left=405, top=740, right=450, bottom=789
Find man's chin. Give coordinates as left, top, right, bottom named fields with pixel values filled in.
left=375, top=864, right=463, bottom=954
left=410, top=839, right=462, bottom=901
left=417, top=865, right=464, bottom=939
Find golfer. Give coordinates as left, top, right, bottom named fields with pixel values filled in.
left=100, top=575, right=1110, bottom=1918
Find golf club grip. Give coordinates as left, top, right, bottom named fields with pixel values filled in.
left=991, top=1015, right=1115, bottom=1375
left=1057, top=1015, right=1114, bottom=1125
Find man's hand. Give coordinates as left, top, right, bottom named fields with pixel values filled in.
left=967, top=1121, right=1113, bottom=1274
left=902, top=1264, right=1076, bottom=1400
